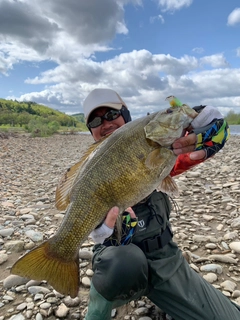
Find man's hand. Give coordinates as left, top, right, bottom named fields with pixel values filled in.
left=103, top=206, right=137, bottom=246
left=172, top=133, right=206, bottom=160
left=89, top=206, right=136, bottom=244
left=172, top=105, right=229, bottom=161
left=104, top=206, right=136, bottom=228
left=104, top=206, right=120, bottom=229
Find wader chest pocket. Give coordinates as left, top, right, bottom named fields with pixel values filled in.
left=138, top=225, right=173, bottom=253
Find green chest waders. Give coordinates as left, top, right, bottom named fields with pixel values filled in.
left=85, top=191, right=173, bottom=320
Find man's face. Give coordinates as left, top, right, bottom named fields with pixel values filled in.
left=89, top=107, right=126, bottom=141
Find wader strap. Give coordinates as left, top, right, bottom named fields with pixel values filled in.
left=138, top=225, right=173, bottom=254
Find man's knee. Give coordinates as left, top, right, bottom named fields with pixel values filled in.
left=92, top=244, right=148, bottom=300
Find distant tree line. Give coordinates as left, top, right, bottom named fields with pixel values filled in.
left=225, top=111, right=240, bottom=125
left=0, top=99, right=87, bottom=137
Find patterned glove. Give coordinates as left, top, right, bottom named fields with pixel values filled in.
left=191, top=105, right=230, bottom=159
left=102, top=212, right=138, bottom=246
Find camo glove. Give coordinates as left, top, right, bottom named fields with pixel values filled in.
left=102, top=212, right=138, bottom=247
left=191, top=105, right=230, bottom=159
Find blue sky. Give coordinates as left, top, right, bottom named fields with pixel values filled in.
left=1, top=0, right=240, bottom=118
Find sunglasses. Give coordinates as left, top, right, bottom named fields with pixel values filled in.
left=88, top=109, right=122, bottom=129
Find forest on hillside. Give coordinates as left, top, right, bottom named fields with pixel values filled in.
left=0, top=99, right=87, bottom=136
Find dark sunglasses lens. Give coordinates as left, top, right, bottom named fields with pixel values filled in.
left=105, top=110, right=120, bottom=120
left=88, top=117, right=102, bottom=128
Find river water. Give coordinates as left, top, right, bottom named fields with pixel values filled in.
left=229, top=125, right=240, bottom=136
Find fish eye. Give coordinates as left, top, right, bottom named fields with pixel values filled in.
left=166, top=108, right=173, bottom=114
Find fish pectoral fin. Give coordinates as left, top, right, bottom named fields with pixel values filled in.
left=145, top=149, right=165, bottom=169
left=11, top=242, right=79, bottom=298
left=157, top=175, right=179, bottom=197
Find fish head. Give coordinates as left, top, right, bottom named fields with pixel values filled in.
left=144, top=104, right=198, bottom=146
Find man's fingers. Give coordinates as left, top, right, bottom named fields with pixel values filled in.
left=105, top=206, right=136, bottom=229
left=190, top=150, right=206, bottom=160
left=104, top=206, right=120, bottom=229
left=174, top=147, right=206, bottom=159
left=125, top=207, right=136, bottom=219
left=173, top=146, right=195, bottom=155
left=172, top=133, right=197, bottom=155
left=172, top=133, right=197, bottom=149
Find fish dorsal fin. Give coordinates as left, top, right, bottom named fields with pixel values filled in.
left=55, top=138, right=108, bottom=211
left=55, top=160, right=84, bottom=211
left=157, top=175, right=179, bottom=197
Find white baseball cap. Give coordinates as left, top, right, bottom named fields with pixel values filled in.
left=83, top=88, right=127, bottom=124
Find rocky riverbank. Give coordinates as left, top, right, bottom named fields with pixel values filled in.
left=0, top=133, right=240, bottom=320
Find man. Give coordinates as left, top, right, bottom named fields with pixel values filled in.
left=83, top=88, right=239, bottom=320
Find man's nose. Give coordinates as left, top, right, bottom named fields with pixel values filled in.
left=101, top=119, right=113, bottom=128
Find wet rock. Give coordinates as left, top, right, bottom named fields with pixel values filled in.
left=200, top=264, right=223, bottom=274
left=54, top=303, right=69, bottom=318
left=9, top=314, right=25, bottom=320
left=0, top=228, right=14, bottom=237
left=63, top=296, right=81, bottom=307
left=134, top=307, right=149, bottom=316
left=79, top=249, right=93, bottom=260
left=24, top=230, right=43, bottom=242
left=232, top=290, right=240, bottom=298
left=3, top=275, right=29, bottom=288
left=224, top=231, right=238, bottom=241
left=208, top=254, right=238, bottom=264
left=4, top=240, right=25, bottom=252
left=220, top=280, right=237, bottom=293
left=27, top=286, right=51, bottom=295
left=0, top=252, right=8, bottom=264
left=82, top=277, right=91, bottom=288
left=203, top=273, right=218, bottom=283
left=231, top=217, right=240, bottom=228
left=229, top=242, right=240, bottom=254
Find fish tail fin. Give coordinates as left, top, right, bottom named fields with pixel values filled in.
left=11, top=241, right=79, bottom=298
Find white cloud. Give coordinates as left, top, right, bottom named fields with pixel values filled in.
left=227, top=8, right=240, bottom=26
left=157, top=0, right=193, bottom=12
left=6, top=49, right=236, bottom=117
left=0, top=0, right=130, bottom=71
left=0, top=51, right=15, bottom=75
left=150, top=15, right=165, bottom=24
left=200, top=54, right=229, bottom=68
left=24, top=50, right=199, bottom=87
left=192, top=47, right=204, bottom=54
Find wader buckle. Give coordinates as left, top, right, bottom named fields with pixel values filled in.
left=139, top=225, right=173, bottom=253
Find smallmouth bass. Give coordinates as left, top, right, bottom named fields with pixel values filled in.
left=11, top=100, right=198, bottom=297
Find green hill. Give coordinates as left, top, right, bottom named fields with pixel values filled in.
left=0, top=99, right=88, bottom=136
left=71, top=113, right=85, bottom=123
